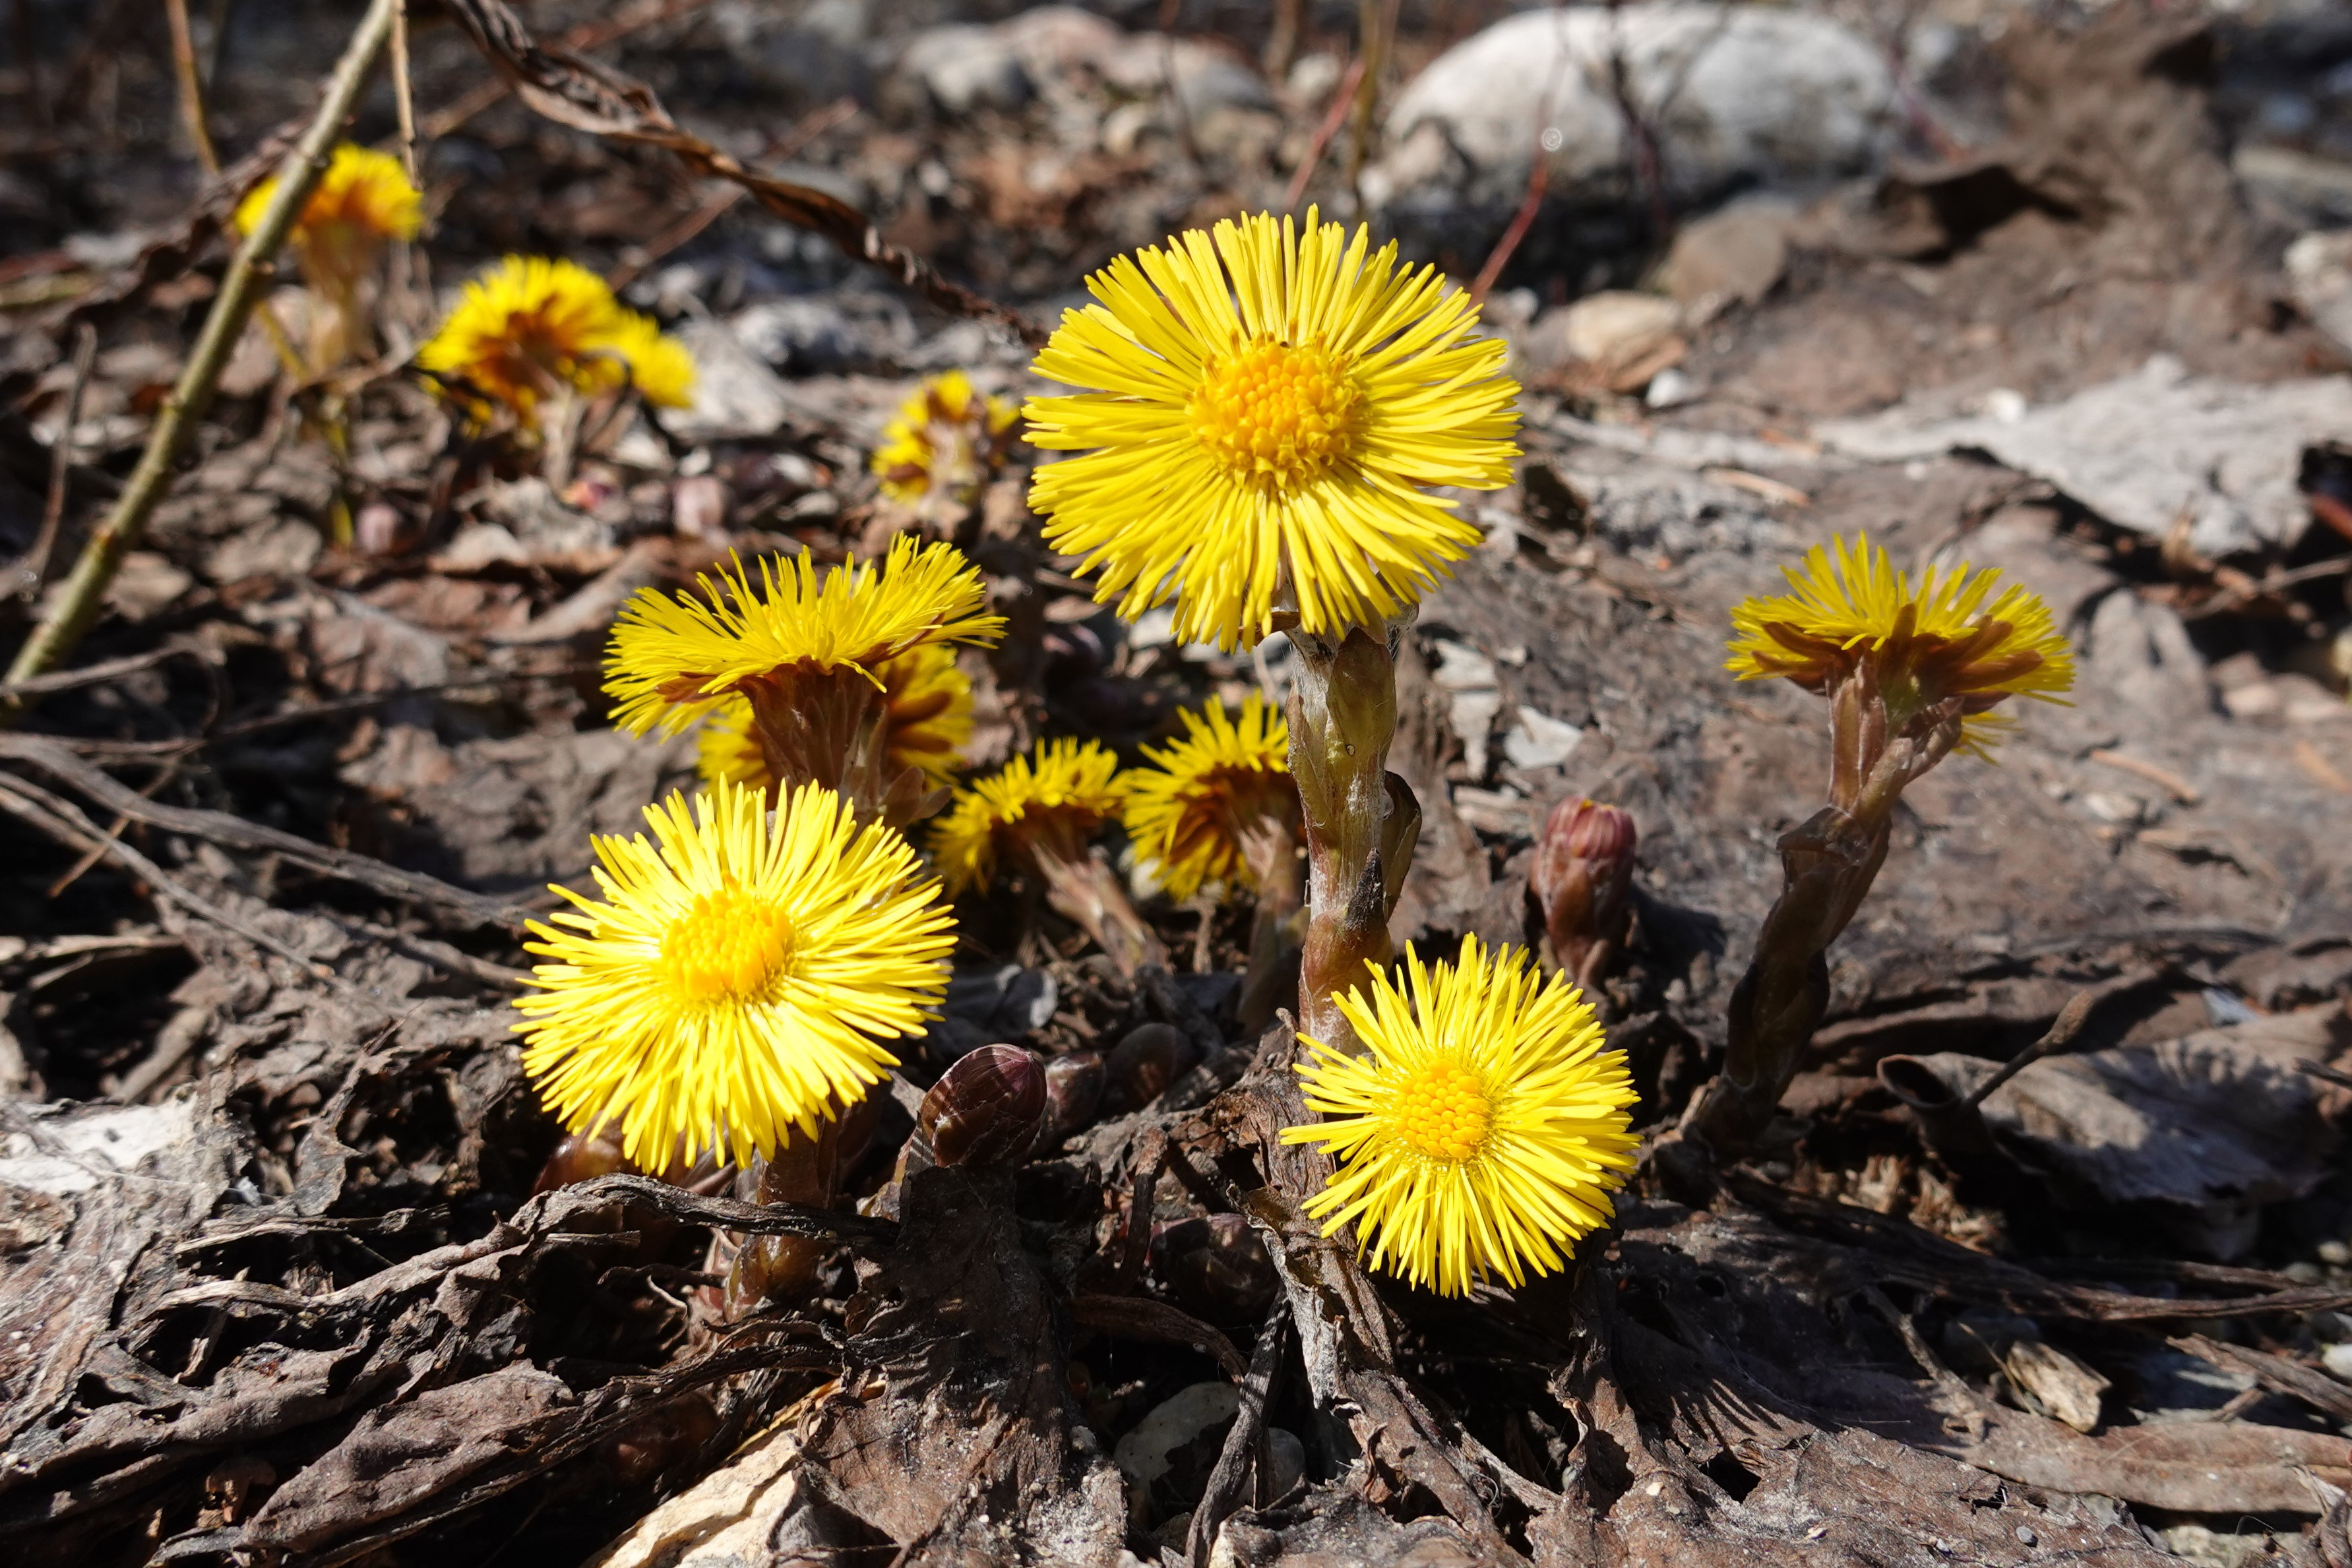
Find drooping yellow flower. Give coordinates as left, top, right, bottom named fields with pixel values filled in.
left=417, top=255, right=695, bottom=426
left=698, top=644, right=974, bottom=794
left=1124, top=695, right=1294, bottom=902
left=1727, top=532, right=2075, bottom=754
left=1024, top=208, right=1521, bottom=652
left=514, top=779, right=954, bottom=1168
left=931, top=737, right=1130, bottom=897
left=235, top=142, right=421, bottom=262
left=871, top=370, right=1021, bottom=508
left=606, top=535, right=1005, bottom=738
left=1281, top=937, right=1638, bottom=1298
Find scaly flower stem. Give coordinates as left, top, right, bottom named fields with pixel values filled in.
left=726, top=1091, right=880, bottom=1311
left=1286, top=620, right=1420, bottom=1054
left=1027, top=824, right=1167, bottom=979
left=1683, top=664, right=1960, bottom=1157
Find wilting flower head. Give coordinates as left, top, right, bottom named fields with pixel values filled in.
left=931, top=737, right=1130, bottom=897
left=514, top=779, right=954, bottom=1168
left=1123, top=695, right=1295, bottom=902
left=1024, top=208, right=1521, bottom=652
left=416, top=255, right=695, bottom=426
left=236, top=142, right=421, bottom=278
left=607, top=536, right=1005, bottom=738
left=872, top=370, right=1021, bottom=511
left=1727, top=533, right=2074, bottom=755
left=1281, top=936, right=1638, bottom=1298
left=698, top=643, right=974, bottom=794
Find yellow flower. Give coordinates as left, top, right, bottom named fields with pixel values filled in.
left=871, top=370, right=1021, bottom=507
left=1727, top=532, right=2075, bottom=754
left=930, top=737, right=1129, bottom=897
left=698, top=644, right=974, bottom=793
left=1280, top=937, right=1638, bottom=1298
left=514, top=779, right=954, bottom=1168
left=235, top=142, right=421, bottom=260
left=1123, top=694, right=1293, bottom=902
left=606, top=535, right=1005, bottom=738
left=1024, top=208, right=1520, bottom=652
left=416, top=255, right=695, bottom=425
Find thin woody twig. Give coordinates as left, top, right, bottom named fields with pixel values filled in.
left=1283, top=55, right=1365, bottom=214
left=13, top=320, right=94, bottom=601
left=437, top=0, right=1043, bottom=346
left=3, top=0, right=404, bottom=706
left=390, top=0, right=419, bottom=183
left=165, top=0, right=222, bottom=175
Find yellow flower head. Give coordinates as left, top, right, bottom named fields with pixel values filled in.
left=930, top=737, right=1130, bottom=897
left=515, top=779, right=954, bottom=1168
left=1727, top=533, right=2075, bottom=755
left=416, top=256, right=695, bottom=426
left=1123, top=695, right=1294, bottom=902
left=871, top=370, right=1022, bottom=507
left=1280, top=937, right=1638, bottom=1298
left=235, top=142, right=421, bottom=269
left=698, top=643, right=975, bottom=794
left=1024, top=208, right=1521, bottom=652
left=606, top=536, right=1005, bottom=738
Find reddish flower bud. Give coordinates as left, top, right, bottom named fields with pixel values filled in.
left=919, top=1044, right=1049, bottom=1168
left=1530, top=799, right=1638, bottom=985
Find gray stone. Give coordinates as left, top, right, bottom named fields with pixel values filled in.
left=1368, top=6, right=1895, bottom=233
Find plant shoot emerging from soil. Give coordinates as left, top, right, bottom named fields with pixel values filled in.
left=1282, top=936, right=1638, bottom=1298
left=514, top=779, right=953, bottom=1170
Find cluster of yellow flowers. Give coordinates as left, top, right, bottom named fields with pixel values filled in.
left=514, top=206, right=2075, bottom=1299
left=418, top=255, right=694, bottom=429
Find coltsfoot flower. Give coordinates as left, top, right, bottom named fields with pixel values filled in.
left=514, top=779, right=953, bottom=1168
left=1281, top=937, right=1638, bottom=1298
left=697, top=643, right=974, bottom=795
left=418, top=256, right=695, bottom=427
left=1024, top=208, right=1521, bottom=651
left=235, top=142, right=421, bottom=269
left=931, top=737, right=1130, bottom=897
left=872, top=370, right=1021, bottom=513
left=1727, top=532, right=2074, bottom=754
left=607, top=536, right=1004, bottom=739
left=1123, top=694, right=1295, bottom=901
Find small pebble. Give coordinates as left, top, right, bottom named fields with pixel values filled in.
left=2322, top=1342, right=2352, bottom=1381
left=2016, top=1524, right=2038, bottom=1546
left=2318, top=1239, right=2351, bottom=1267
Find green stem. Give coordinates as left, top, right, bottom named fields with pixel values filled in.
left=2, top=0, right=402, bottom=711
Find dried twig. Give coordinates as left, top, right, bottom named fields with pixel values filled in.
left=164, top=0, right=222, bottom=175
left=0, top=731, right=534, bottom=930
left=11, top=319, right=94, bottom=601
left=437, top=0, right=1043, bottom=345
left=1282, top=55, right=1365, bottom=213
left=3, top=0, right=403, bottom=702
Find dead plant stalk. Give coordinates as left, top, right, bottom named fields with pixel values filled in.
left=2, top=0, right=402, bottom=708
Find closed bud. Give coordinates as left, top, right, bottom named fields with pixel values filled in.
left=919, top=1045, right=1049, bottom=1168
left=1530, top=799, right=1638, bottom=984
left=533, top=1118, right=633, bottom=1194
left=1150, top=1214, right=1280, bottom=1325
left=1043, top=1050, right=1107, bottom=1141
left=1104, top=1022, right=1198, bottom=1114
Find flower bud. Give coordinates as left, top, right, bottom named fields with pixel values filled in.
left=1150, top=1214, right=1279, bottom=1325
left=919, top=1044, right=1049, bottom=1168
left=1105, top=1022, right=1198, bottom=1114
left=532, top=1118, right=633, bottom=1194
left=1530, top=799, right=1637, bottom=984
left=1043, top=1050, right=1107, bottom=1141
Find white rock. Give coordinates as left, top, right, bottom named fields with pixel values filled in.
left=897, top=24, right=1031, bottom=115
left=1646, top=366, right=1697, bottom=408
left=2324, top=1342, right=2352, bottom=1383
left=1504, top=709, right=1585, bottom=770
left=662, top=318, right=793, bottom=442
left=1112, top=1381, right=1239, bottom=1523
left=1369, top=6, right=1896, bottom=227
left=1557, top=291, right=1682, bottom=368
left=2285, top=229, right=2352, bottom=355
